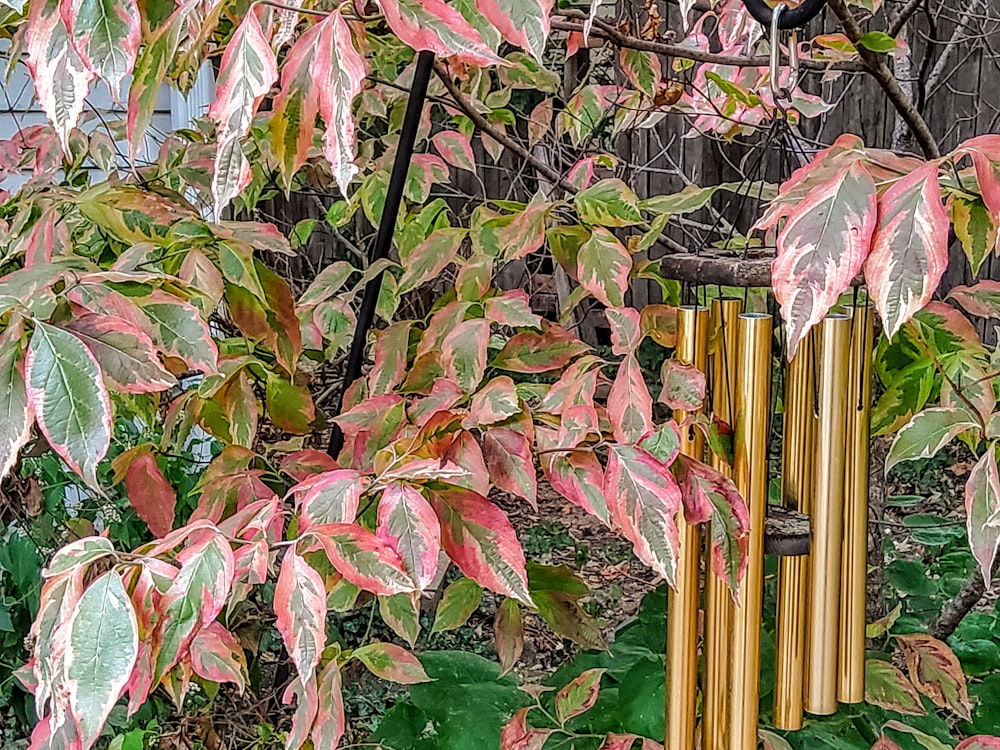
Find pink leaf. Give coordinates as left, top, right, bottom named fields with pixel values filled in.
left=61, top=313, right=175, bottom=394
left=369, top=321, right=413, bottom=395
left=281, top=450, right=339, bottom=483
left=190, top=622, right=247, bottom=691
left=316, top=12, right=367, bottom=196
left=606, top=307, right=641, bottom=355
left=865, top=164, right=949, bottom=339
left=500, top=708, right=552, bottom=750
left=432, top=130, right=476, bottom=173
left=966, top=449, right=1000, bottom=587
left=122, top=451, right=176, bottom=537
left=604, top=445, right=681, bottom=586
left=429, top=486, right=533, bottom=604
left=608, top=353, right=654, bottom=444
left=352, top=642, right=432, bottom=683
left=25, top=0, right=93, bottom=148
left=269, top=20, right=323, bottom=190
left=599, top=736, right=639, bottom=750
left=542, top=449, right=609, bottom=523
left=474, top=0, right=552, bottom=61
left=294, top=469, right=364, bottom=532
left=310, top=523, right=416, bottom=595
left=870, top=738, right=903, bottom=750
left=957, top=738, right=1000, bottom=750
left=275, top=549, right=327, bottom=680
left=283, top=676, right=319, bottom=750
left=658, top=359, right=707, bottom=411
left=771, top=161, right=877, bottom=358
left=482, top=417, right=538, bottom=506
left=949, top=281, right=1000, bottom=319
left=312, top=661, right=346, bottom=749
left=377, top=482, right=442, bottom=590
left=469, top=376, right=521, bottom=426
left=555, top=668, right=605, bottom=722
left=484, top=290, right=543, bottom=329
left=207, top=11, right=278, bottom=214
left=493, top=323, right=590, bottom=374
left=376, top=0, right=501, bottom=66
left=956, top=134, right=1000, bottom=217
left=528, top=99, right=552, bottom=146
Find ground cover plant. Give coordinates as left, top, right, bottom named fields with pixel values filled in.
left=0, top=0, right=999, bottom=747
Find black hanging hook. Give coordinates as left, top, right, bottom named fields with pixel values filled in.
left=327, top=50, right=436, bottom=458
left=740, top=0, right=827, bottom=30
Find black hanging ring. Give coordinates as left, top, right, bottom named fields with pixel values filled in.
left=740, top=0, right=827, bottom=30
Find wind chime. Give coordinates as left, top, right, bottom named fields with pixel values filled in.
left=662, top=0, right=877, bottom=747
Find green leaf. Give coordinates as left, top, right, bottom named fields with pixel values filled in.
left=574, top=179, right=643, bottom=227
left=865, top=658, right=926, bottom=716
left=858, top=31, right=899, bottom=53
left=528, top=563, right=605, bottom=650
left=26, top=321, right=112, bottom=489
left=65, top=572, right=139, bottom=750
left=432, top=578, right=484, bottom=632
left=379, top=593, right=422, bottom=647
left=951, top=196, right=998, bottom=276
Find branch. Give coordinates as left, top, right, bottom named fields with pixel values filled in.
left=824, top=0, right=940, bottom=158
left=552, top=11, right=865, bottom=73
left=433, top=63, right=579, bottom=195
left=925, top=0, right=988, bottom=97
left=658, top=253, right=867, bottom=287
left=888, top=0, right=923, bottom=38
left=929, top=556, right=999, bottom=640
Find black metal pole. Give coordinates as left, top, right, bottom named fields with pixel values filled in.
left=327, top=50, right=436, bottom=458
left=740, top=0, right=826, bottom=29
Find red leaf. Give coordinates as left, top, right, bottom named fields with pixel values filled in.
left=966, top=449, right=1000, bottom=587
left=500, top=708, right=552, bottom=750
left=275, top=549, right=327, bottom=680
left=429, top=486, right=532, bottom=604
left=62, top=313, right=174, bottom=394
left=482, top=418, right=537, bottom=506
left=269, top=22, right=323, bottom=190
left=352, top=642, right=432, bottom=683
left=377, top=482, right=441, bottom=590
left=957, top=134, right=1000, bottom=217
left=771, top=161, right=877, bottom=358
left=377, top=0, right=501, bottom=66
left=316, top=11, right=367, bottom=196
left=604, top=445, right=681, bottom=586
left=310, top=522, right=416, bottom=595
left=608, top=353, right=654, bottom=444
left=281, top=450, right=339, bottom=483
left=123, top=451, right=176, bottom=537
left=865, top=164, right=949, bottom=339
left=896, top=633, right=973, bottom=720
left=369, top=321, right=413, bottom=395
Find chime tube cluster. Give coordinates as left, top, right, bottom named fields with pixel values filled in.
left=664, top=300, right=874, bottom=749
left=773, top=306, right=873, bottom=726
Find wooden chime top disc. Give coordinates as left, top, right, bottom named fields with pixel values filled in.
left=764, top=505, right=812, bottom=556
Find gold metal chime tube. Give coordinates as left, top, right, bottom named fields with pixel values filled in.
left=727, top=312, right=773, bottom=750
left=804, top=313, right=852, bottom=715
left=838, top=303, right=874, bottom=704
left=666, top=306, right=710, bottom=750
left=703, top=297, right=743, bottom=750
left=773, top=330, right=815, bottom=730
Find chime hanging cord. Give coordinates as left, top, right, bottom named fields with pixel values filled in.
left=328, top=50, right=436, bottom=458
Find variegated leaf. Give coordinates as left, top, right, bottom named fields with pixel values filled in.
left=207, top=11, right=278, bottom=214
left=312, top=661, right=346, bottom=749
left=352, top=642, right=431, bottom=684
left=771, top=161, right=877, bottom=358
left=474, top=0, right=552, bottom=62
left=310, top=522, right=416, bottom=595
left=377, top=0, right=501, bottom=66
left=269, top=20, right=322, bottom=191
left=377, top=482, right=441, bottom=590
left=25, top=0, right=94, bottom=147
left=26, top=321, right=111, bottom=490
left=429, top=486, right=532, bottom=604
left=865, top=165, right=949, bottom=339
left=607, top=353, right=653, bottom=444
left=577, top=227, right=631, bottom=308
left=275, top=548, right=327, bottom=679
left=604, top=445, right=681, bottom=586
left=0, top=327, right=32, bottom=480
left=966, top=448, right=1000, bottom=587
left=62, top=0, right=140, bottom=101
left=62, top=313, right=174, bottom=394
